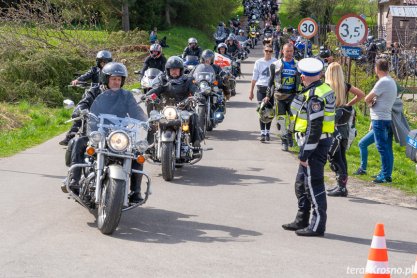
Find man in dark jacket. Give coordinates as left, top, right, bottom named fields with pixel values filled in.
left=145, top=56, right=202, bottom=147
left=182, top=38, right=203, bottom=59
left=65, top=62, right=147, bottom=203
left=59, top=50, right=112, bottom=146
left=139, top=43, right=167, bottom=79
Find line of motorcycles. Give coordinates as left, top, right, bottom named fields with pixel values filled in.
left=61, top=7, right=262, bottom=235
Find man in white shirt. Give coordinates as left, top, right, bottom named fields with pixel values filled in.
left=364, top=59, right=397, bottom=183
left=249, top=44, right=277, bottom=142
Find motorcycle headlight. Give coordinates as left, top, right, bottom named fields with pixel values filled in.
left=199, top=81, right=211, bottom=93
left=180, top=110, right=191, bottom=121
left=163, top=107, right=178, bottom=120
left=89, top=131, right=104, bottom=145
left=108, top=131, right=130, bottom=152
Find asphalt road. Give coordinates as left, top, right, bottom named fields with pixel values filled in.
left=0, top=44, right=416, bottom=278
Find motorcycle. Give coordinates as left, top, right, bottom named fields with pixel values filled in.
left=62, top=101, right=154, bottom=234
left=147, top=96, right=207, bottom=181
left=137, top=68, right=163, bottom=94
left=214, top=26, right=228, bottom=47
left=237, top=39, right=250, bottom=60
left=183, top=55, right=199, bottom=75
left=193, top=64, right=225, bottom=137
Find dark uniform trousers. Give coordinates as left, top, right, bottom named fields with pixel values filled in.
left=294, top=137, right=332, bottom=233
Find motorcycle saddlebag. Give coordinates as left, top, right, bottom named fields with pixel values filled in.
left=406, top=129, right=417, bottom=162
left=65, top=138, right=75, bottom=167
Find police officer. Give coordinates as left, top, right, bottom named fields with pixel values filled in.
left=182, top=38, right=203, bottom=59
left=282, top=58, right=335, bottom=237
left=265, top=43, right=300, bottom=151
left=59, top=50, right=112, bottom=146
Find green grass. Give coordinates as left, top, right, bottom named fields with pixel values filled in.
left=158, top=26, right=213, bottom=57
left=0, top=102, right=72, bottom=157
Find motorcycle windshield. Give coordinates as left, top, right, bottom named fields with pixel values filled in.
left=192, top=64, right=215, bottom=83
left=144, top=68, right=162, bottom=79
left=184, top=55, right=199, bottom=66
left=87, top=113, right=148, bottom=144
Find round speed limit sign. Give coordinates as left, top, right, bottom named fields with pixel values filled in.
left=298, top=18, right=318, bottom=39
left=336, top=14, right=368, bottom=46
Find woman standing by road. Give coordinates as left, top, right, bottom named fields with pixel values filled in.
left=325, top=62, right=365, bottom=197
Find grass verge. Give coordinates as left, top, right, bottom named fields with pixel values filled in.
left=0, top=102, right=71, bottom=157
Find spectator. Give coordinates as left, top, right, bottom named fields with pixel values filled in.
left=149, top=27, right=158, bottom=44
left=364, top=59, right=397, bottom=183
left=391, top=42, right=400, bottom=76
left=325, top=62, right=365, bottom=197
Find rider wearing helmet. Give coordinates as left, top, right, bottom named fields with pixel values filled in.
left=182, top=37, right=203, bottom=59
left=217, top=43, right=231, bottom=59
left=225, top=34, right=240, bottom=57
left=264, top=22, right=274, bottom=36
left=59, top=50, right=113, bottom=146
left=236, top=29, right=248, bottom=42
left=145, top=56, right=202, bottom=147
left=139, top=43, right=167, bottom=79
left=66, top=62, right=148, bottom=203
left=71, top=50, right=112, bottom=86
left=199, top=49, right=230, bottom=98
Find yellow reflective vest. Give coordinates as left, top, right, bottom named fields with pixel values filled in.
left=291, top=83, right=335, bottom=134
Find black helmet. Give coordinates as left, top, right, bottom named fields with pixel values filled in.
left=201, top=49, right=215, bottom=64
left=101, top=62, right=128, bottom=87
left=96, top=50, right=112, bottom=68
left=319, top=49, right=331, bottom=59
left=165, top=56, right=184, bottom=79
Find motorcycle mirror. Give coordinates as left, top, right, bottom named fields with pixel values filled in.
left=63, top=99, right=75, bottom=109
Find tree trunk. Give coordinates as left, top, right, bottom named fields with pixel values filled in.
left=165, top=3, right=171, bottom=27
left=122, top=1, right=130, bottom=32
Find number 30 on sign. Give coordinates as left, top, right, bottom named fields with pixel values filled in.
left=336, top=14, right=368, bottom=46
left=298, top=18, right=318, bottom=39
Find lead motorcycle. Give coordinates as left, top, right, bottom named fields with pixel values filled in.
left=193, top=64, right=225, bottom=137
left=146, top=96, right=208, bottom=181
left=63, top=100, right=154, bottom=235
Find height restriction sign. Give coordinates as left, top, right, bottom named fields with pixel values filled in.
left=336, top=14, right=368, bottom=46
left=298, top=18, right=318, bottom=39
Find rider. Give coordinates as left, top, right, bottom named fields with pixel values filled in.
left=225, top=34, right=240, bottom=58
left=264, top=22, right=274, bottom=36
left=59, top=50, right=112, bottom=146
left=182, top=38, right=203, bottom=59
left=139, top=43, right=166, bottom=79
left=236, top=29, right=248, bottom=42
left=145, top=56, right=202, bottom=147
left=217, top=43, right=232, bottom=59
left=266, top=43, right=301, bottom=151
left=66, top=62, right=148, bottom=203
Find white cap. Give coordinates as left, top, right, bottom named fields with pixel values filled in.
left=297, top=58, right=324, bottom=77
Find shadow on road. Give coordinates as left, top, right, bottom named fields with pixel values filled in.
left=170, top=165, right=281, bottom=186
left=226, top=101, right=256, bottom=109
left=0, top=169, right=66, bottom=180
left=206, top=129, right=259, bottom=141
left=236, top=79, right=252, bottom=84
left=325, top=233, right=417, bottom=254
left=111, top=207, right=262, bottom=244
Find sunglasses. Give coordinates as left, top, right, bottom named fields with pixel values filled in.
left=264, top=49, right=273, bottom=53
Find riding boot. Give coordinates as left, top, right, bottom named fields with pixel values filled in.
left=129, top=162, right=144, bottom=203
left=327, top=175, right=348, bottom=197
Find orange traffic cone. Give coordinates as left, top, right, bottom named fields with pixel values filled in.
left=364, top=223, right=390, bottom=278
left=412, top=256, right=417, bottom=278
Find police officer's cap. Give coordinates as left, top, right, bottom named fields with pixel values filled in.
left=297, top=58, right=323, bottom=77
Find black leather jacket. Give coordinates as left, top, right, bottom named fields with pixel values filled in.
left=146, top=75, right=198, bottom=105
left=140, top=55, right=167, bottom=76
left=77, top=66, right=101, bottom=84
left=182, top=47, right=203, bottom=59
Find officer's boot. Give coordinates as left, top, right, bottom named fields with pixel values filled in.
left=327, top=175, right=348, bottom=197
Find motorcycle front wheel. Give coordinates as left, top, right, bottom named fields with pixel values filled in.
left=161, top=142, right=175, bottom=181
left=97, top=177, right=125, bottom=235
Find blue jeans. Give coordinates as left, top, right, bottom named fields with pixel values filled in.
left=358, top=130, right=375, bottom=171
left=372, top=120, right=393, bottom=179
